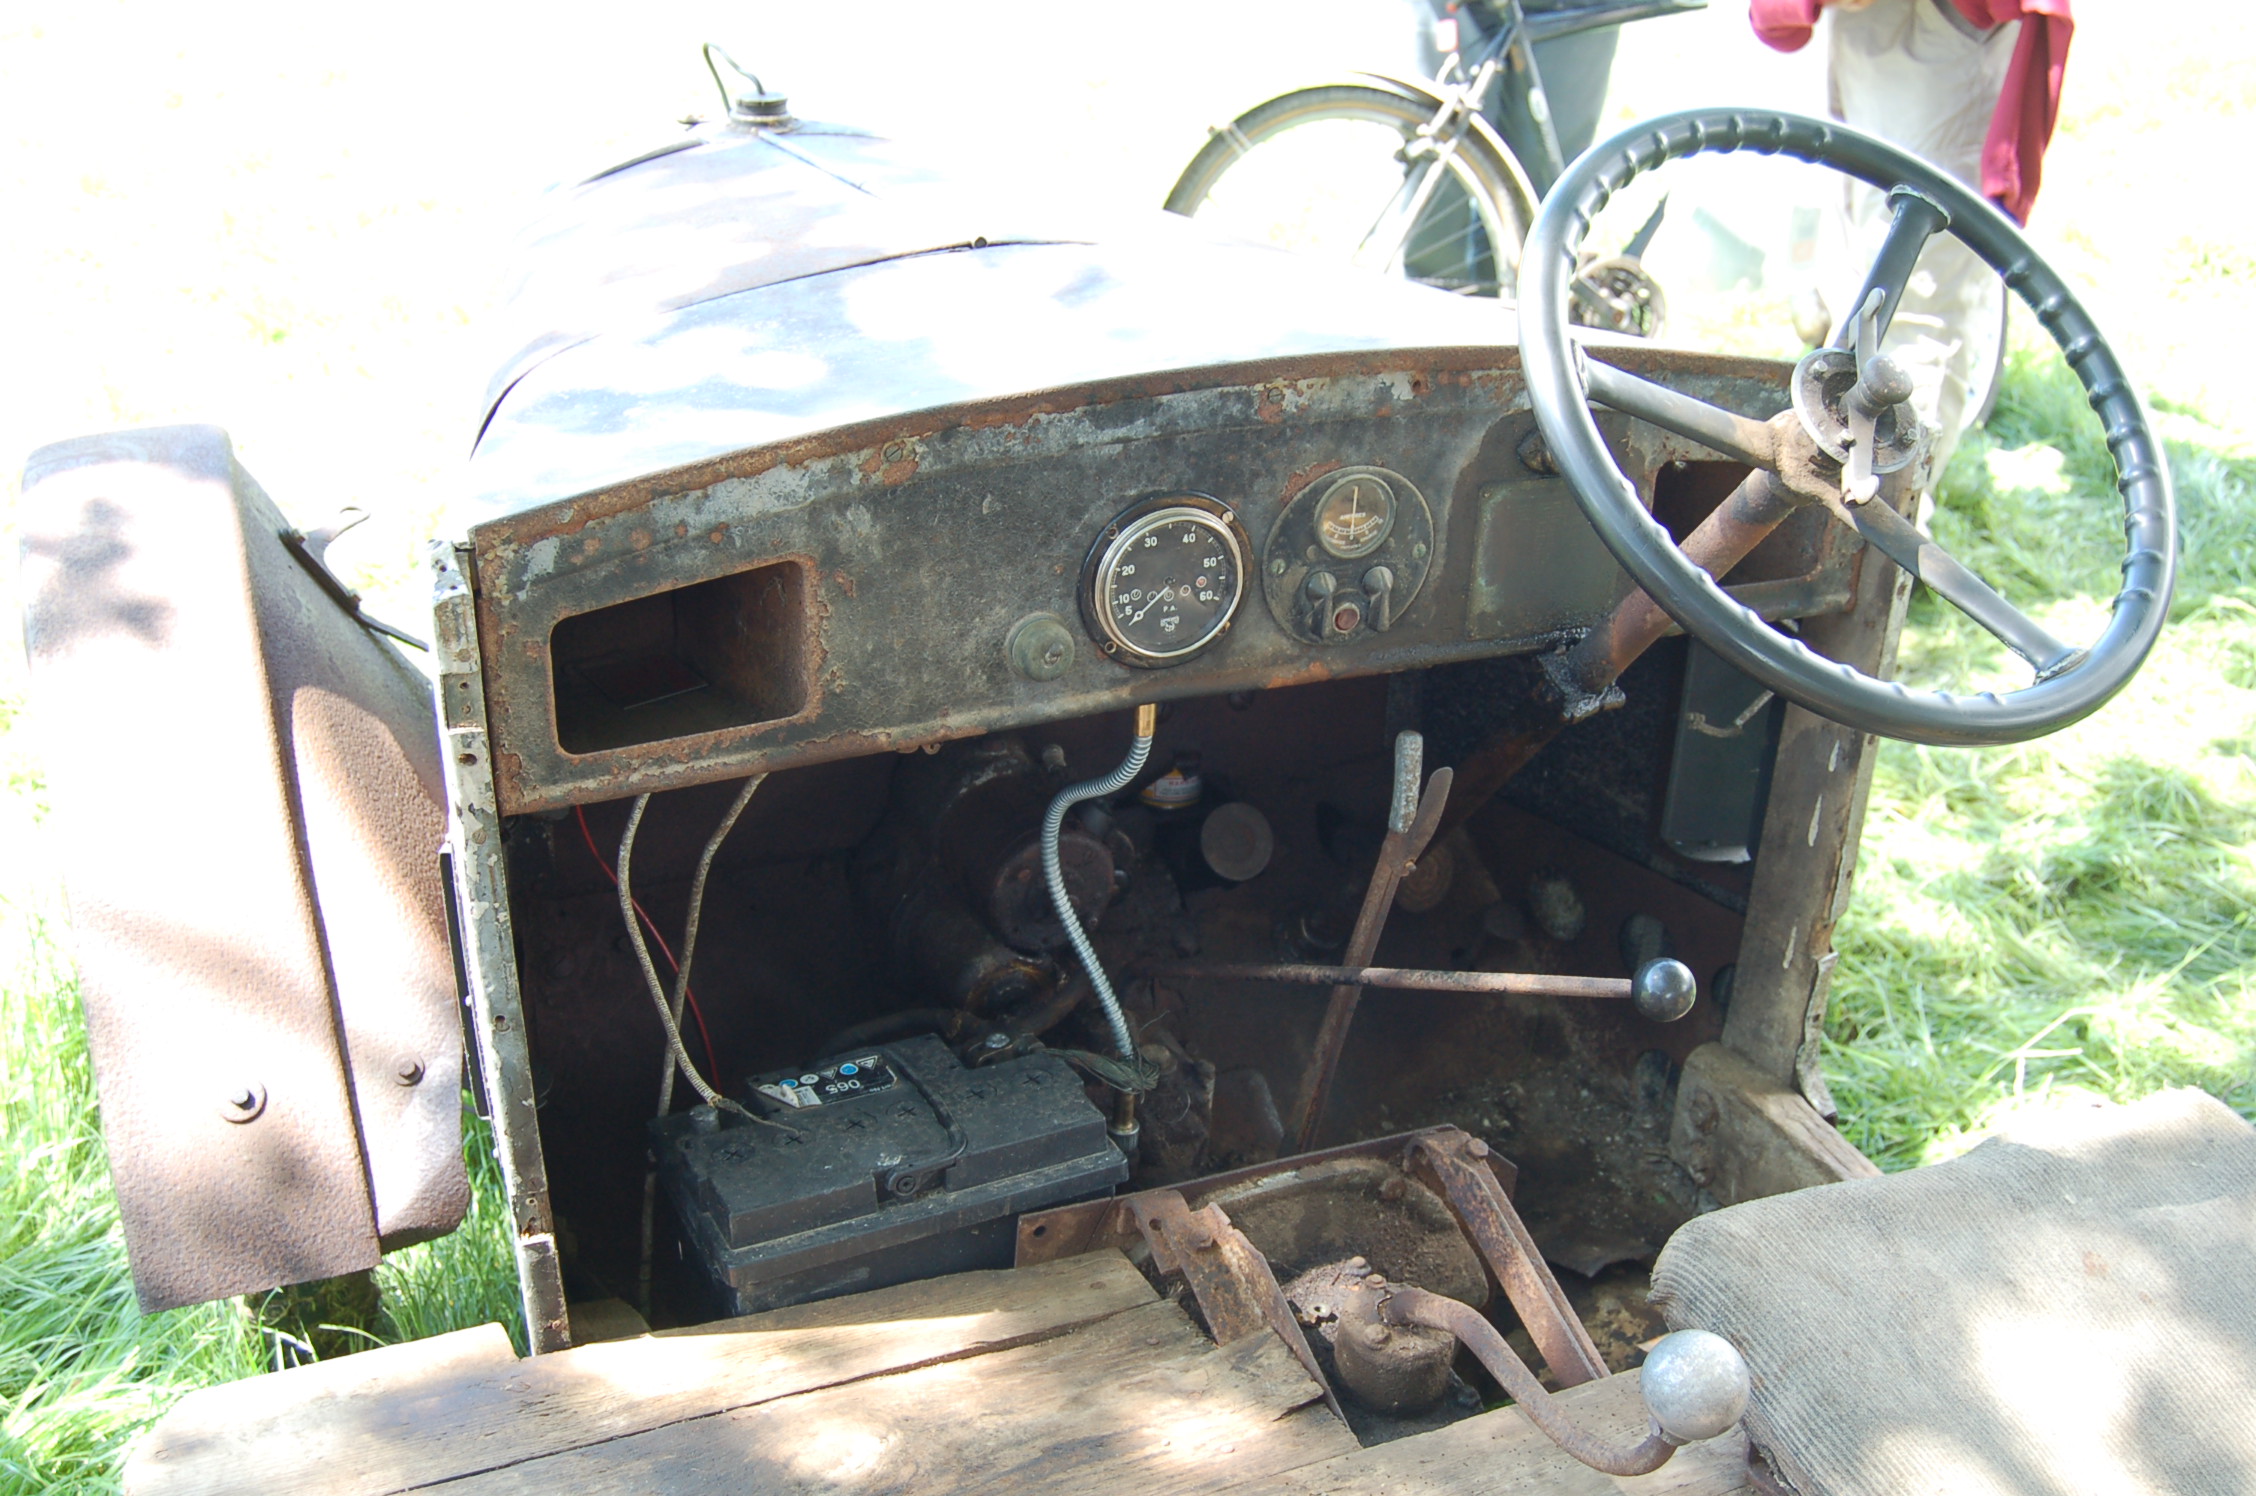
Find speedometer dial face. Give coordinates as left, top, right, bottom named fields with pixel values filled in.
left=1091, top=504, right=1245, bottom=665
left=1314, top=472, right=1396, bottom=559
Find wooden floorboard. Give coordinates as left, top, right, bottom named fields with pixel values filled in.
left=1224, top=1371, right=1753, bottom=1496
left=431, top=1297, right=1362, bottom=1496
left=124, top=1252, right=1157, bottom=1496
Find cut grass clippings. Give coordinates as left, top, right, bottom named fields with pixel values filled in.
left=1825, top=338, right=2256, bottom=1169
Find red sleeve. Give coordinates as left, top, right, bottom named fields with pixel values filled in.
left=1748, top=0, right=1824, bottom=52
left=1960, top=1, right=2072, bottom=222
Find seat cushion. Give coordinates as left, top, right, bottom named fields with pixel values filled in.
left=1650, top=1088, right=2256, bottom=1496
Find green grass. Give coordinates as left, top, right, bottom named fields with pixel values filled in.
left=1825, top=340, right=2256, bottom=1169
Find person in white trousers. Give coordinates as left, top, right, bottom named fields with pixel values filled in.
left=1753, top=0, right=2074, bottom=478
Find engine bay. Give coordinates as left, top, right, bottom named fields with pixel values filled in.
left=505, top=648, right=1761, bottom=1369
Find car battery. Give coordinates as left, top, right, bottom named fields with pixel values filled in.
left=654, top=1033, right=1127, bottom=1315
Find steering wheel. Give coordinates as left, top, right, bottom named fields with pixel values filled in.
left=1517, top=109, right=2176, bottom=747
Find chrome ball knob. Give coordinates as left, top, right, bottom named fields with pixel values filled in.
left=1631, top=958, right=1697, bottom=1023
left=1641, top=1329, right=1750, bottom=1442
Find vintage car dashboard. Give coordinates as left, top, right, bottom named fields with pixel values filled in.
left=454, top=123, right=1851, bottom=817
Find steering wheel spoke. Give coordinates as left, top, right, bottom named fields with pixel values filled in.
left=1583, top=357, right=1778, bottom=469
left=1518, top=109, right=2175, bottom=746
left=1840, top=187, right=1951, bottom=348
left=1844, top=497, right=2078, bottom=677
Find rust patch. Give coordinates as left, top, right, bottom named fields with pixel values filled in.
left=1278, top=459, right=1346, bottom=507
left=629, top=529, right=652, bottom=551
left=857, top=439, right=920, bottom=487
left=1257, top=657, right=1339, bottom=690
left=832, top=570, right=857, bottom=599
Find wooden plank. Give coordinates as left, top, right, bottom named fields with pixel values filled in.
left=126, top=1323, right=517, bottom=1490
left=1225, top=1370, right=1752, bottom=1496
left=1667, top=1042, right=1880, bottom=1207
left=125, top=1251, right=1156, bottom=1496
left=436, top=1296, right=1360, bottom=1496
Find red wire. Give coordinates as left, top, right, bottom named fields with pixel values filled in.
left=573, top=804, right=723, bottom=1078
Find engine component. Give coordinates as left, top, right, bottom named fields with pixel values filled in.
left=853, top=736, right=1120, bottom=1017
left=1332, top=1279, right=1456, bottom=1415
left=1134, top=1035, right=1217, bottom=1182
left=1206, top=1156, right=1488, bottom=1308
left=655, top=1035, right=1126, bottom=1315
left=1198, top=800, right=1275, bottom=885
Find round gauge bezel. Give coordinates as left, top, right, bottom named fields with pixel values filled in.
left=1260, top=465, right=1436, bottom=646
left=1079, top=493, right=1250, bottom=669
left=1313, top=471, right=1399, bottom=560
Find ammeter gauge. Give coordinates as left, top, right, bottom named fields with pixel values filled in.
left=1313, top=471, right=1397, bottom=559
left=1080, top=494, right=1248, bottom=667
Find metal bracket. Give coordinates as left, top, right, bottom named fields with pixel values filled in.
left=1128, top=1189, right=1348, bottom=1422
left=280, top=509, right=430, bottom=652
left=1406, top=1130, right=1609, bottom=1387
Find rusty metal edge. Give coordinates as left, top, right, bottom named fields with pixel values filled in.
left=1013, top=1124, right=1516, bottom=1268
left=1407, top=1132, right=1609, bottom=1387
left=1129, top=1190, right=1348, bottom=1423
left=434, top=541, right=570, bottom=1353
left=465, top=342, right=1790, bottom=555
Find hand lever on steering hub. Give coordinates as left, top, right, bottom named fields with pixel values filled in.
left=1514, top=110, right=2174, bottom=750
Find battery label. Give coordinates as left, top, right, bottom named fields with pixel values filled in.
left=754, top=1054, right=898, bottom=1110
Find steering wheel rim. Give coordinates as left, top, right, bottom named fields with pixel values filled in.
left=1518, top=109, right=2176, bottom=747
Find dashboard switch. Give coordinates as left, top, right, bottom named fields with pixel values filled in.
left=1361, top=566, right=1395, bottom=633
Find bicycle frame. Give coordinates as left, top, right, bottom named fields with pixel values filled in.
left=1450, top=0, right=1706, bottom=190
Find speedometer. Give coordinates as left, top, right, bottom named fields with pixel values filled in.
left=1081, top=495, right=1248, bottom=668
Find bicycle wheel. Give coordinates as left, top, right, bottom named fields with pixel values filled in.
left=1165, top=83, right=1539, bottom=298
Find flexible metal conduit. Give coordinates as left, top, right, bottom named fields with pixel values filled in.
left=1041, top=703, right=1157, bottom=1064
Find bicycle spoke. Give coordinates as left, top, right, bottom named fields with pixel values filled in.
left=1356, top=131, right=1469, bottom=273
left=1583, top=360, right=1778, bottom=468
left=1844, top=497, right=2079, bottom=675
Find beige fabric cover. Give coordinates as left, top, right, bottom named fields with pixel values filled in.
left=1651, top=1089, right=2256, bottom=1496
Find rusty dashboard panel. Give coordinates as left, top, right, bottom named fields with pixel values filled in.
left=467, top=343, right=1840, bottom=816
left=456, top=116, right=1844, bottom=816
